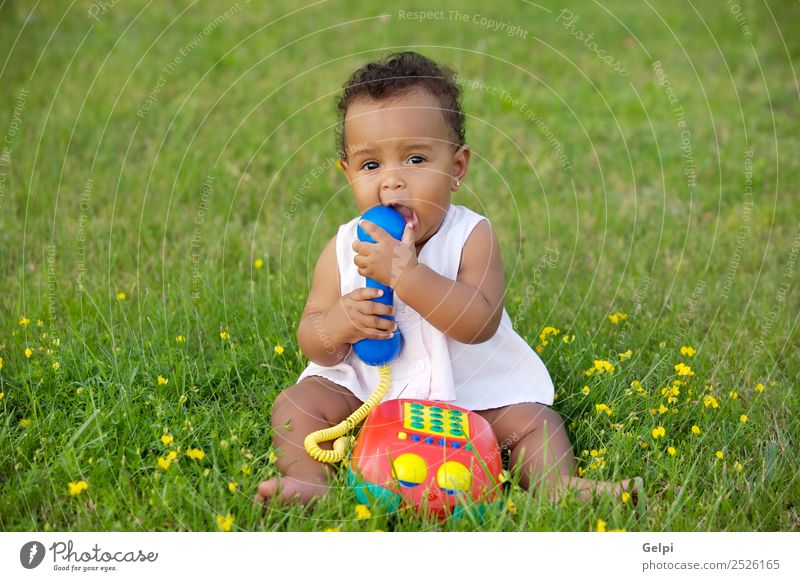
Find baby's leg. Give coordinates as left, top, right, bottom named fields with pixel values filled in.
left=255, top=375, right=362, bottom=506
left=475, top=403, right=639, bottom=503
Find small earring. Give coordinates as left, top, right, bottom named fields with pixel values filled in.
left=455, top=180, right=461, bottom=187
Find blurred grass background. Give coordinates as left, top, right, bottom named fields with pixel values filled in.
left=0, top=0, right=798, bottom=531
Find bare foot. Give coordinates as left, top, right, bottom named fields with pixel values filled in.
left=550, top=475, right=643, bottom=506
left=613, top=477, right=642, bottom=505
left=254, top=475, right=329, bottom=507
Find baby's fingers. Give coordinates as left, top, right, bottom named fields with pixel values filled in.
left=353, top=287, right=384, bottom=301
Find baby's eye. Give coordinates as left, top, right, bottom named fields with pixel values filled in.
left=408, top=155, right=426, bottom=164
left=361, top=161, right=379, bottom=171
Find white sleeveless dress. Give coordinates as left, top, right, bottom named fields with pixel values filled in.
left=297, top=204, right=554, bottom=411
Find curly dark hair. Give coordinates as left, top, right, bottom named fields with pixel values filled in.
left=335, top=51, right=465, bottom=159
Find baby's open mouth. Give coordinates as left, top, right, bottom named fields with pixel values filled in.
left=387, top=203, right=419, bottom=228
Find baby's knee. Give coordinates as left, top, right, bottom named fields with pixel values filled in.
left=270, top=378, right=350, bottom=428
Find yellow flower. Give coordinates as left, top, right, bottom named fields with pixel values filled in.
left=594, top=359, right=615, bottom=373
left=176, top=335, right=186, bottom=344
left=324, top=527, right=340, bottom=532
left=674, top=362, right=694, bottom=376
left=241, top=465, right=251, bottom=475
left=157, top=456, right=172, bottom=470
left=640, top=442, right=649, bottom=448
left=505, top=497, right=517, bottom=515
left=562, top=334, right=574, bottom=343
left=691, top=425, right=701, bottom=435
left=596, top=518, right=607, bottom=532
left=618, top=349, right=633, bottom=361
left=215, top=514, right=234, bottom=532
left=577, top=466, right=586, bottom=476
left=595, top=403, right=613, bottom=416
left=19, top=316, right=31, bottom=327
left=729, top=391, right=739, bottom=400
left=658, top=404, right=669, bottom=414
left=0, top=392, right=4, bottom=400
left=166, top=450, right=178, bottom=461
left=20, top=418, right=31, bottom=427
left=739, top=414, right=748, bottom=424
left=160, top=434, right=174, bottom=445
left=651, top=426, right=666, bottom=439
left=24, top=348, right=33, bottom=359
left=220, top=331, right=229, bottom=341
left=755, top=383, right=765, bottom=393
left=186, top=448, right=205, bottom=460
left=608, top=312, right=627, bottom=324
left=52, top=361, right=60, bottom=371
left=254, top=258, right=264, bottom=269
left=157, top=375, right=168, bottom=385
left=116, top=292, right=126, bottom=301
left=0, top=357, right=3, bottom=370
left=68, top=480, right=88, bottom=496
left=274, top=345, right=285, bottom=355
left=228, top=481, right=239, bottom=493
left=667, top=446, right=676, bottom=456
left=703, top=395, right=719, bottom=409
left=268, top=450, right=278, bottom=464
left=581, top=385, right=590, bottom=395
left=539, top=326, right=560, bottom=342
left=620, top=492, right=631, bottom=504
left=715, top=450, right=724, bottom=460
left=733, top=461, right=743, bottom=472
left=355, top=504, right=372, bottom=519
left=680, top=345, right=696, bottom=357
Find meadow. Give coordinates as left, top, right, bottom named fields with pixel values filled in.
left=1, top=0, right=798, bottom=531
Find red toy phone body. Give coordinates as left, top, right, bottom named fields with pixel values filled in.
left=349, top=399, right=503, bottom=518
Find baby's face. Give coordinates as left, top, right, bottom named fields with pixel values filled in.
left=340, top=89, right=469, bottom=250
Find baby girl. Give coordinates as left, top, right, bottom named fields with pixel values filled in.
left=256, top=51, right=640, bottom=508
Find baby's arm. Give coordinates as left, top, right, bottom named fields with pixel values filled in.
left=296, top=235, right=351, bottom=367
left=396, top=220, right=505, bottom=344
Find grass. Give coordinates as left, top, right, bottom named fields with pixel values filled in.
left=1, top=0, right=798, bottom=531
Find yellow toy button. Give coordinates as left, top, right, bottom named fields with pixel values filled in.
left=436, top=461, right=472, bottom=492
left=397, top=431, right=408, bottom=440
left=392, top=453, right=428, bottom=487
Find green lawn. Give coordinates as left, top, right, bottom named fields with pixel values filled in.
left=1, top=0, right=798, bottom=531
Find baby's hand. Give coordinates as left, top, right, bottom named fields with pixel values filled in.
left=324, top=288, right=398, bottom=345
left=353, top=220, right=418, bottom=288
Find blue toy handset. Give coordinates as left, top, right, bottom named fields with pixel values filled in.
left=353, top=205, right=407, bottom=366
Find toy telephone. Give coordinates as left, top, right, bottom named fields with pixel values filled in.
left=303, top=206, right=502, bottom=518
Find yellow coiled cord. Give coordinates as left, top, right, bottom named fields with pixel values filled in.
left=303, top=364, right=392, bottom=463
